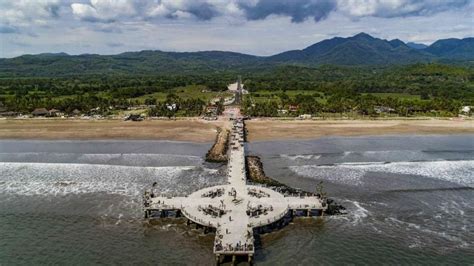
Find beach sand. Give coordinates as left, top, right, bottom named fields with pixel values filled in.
left=0, top=119, right=223, bottom=142
left=0, top=118, right=472, bottom=142
left=245, top=119, right=474, bottom=141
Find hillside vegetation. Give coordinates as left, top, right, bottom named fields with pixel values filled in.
left=0, top=63, right=472, bottom=118
left=0, top=33, right=473, bottom=77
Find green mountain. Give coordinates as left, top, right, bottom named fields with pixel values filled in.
left=424, top=37, right=474, bottom=59
left=0, top=33, right=472, bottom=77
left=406, top=42, right=428, bottom=50
left=0, top=50, right=262, bottom=77
left=268, top=33, right=436, bottom=65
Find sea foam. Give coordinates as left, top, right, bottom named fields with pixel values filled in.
left=0, top=162, right=224, bottom=197
left=289, top=160, right=474, bottom=187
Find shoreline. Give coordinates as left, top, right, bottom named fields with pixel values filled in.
left=0, top=118, right=472, bottom=142
left=0, top=119, right=224, bottom=143
left=246, top=118, right=474, bottom=142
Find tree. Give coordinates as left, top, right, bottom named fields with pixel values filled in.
left=144, top=97, right=156, bottom=105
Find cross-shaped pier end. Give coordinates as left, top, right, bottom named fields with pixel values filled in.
left=143, top=117, right=327, bottom=264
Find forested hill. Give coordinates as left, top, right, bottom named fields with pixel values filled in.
left=0, top=51, right=264, bottom=77
left=1, top=33, right=473, bottom=77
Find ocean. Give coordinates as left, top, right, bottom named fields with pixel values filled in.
left=0, top=135, right=473, bottom=265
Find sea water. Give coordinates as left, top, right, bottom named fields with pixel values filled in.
left=0, top=136, right=473, bottom=265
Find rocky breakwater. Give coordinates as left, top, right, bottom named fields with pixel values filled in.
left=206, top=127, right=230, bottom=163
left=246, top=155, right=346, bottom=215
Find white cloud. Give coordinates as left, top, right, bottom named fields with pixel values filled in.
left=71, top=0, right=138, bottom=22
left=67, top=0, right=472, bottom=25
left=0, top=0, right=62, bottom=27
left=337, top=0, right=470, bottom=18
left=0, top=0, right=472, bottom=58
left=70, top=0, right=234, bottom=22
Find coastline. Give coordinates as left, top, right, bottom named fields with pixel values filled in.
left=0, top=118, right=472, bottom=142
left=0, top=118, right=223, bottom=143
left=246, top=118, right=474, bottom=142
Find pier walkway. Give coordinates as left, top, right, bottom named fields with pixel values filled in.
left=144, top=117, right=327, bottom=264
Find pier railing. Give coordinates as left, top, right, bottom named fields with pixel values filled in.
left=181, top=208, right=218, bottom=228
left=251, top=207, right=289, bottom=228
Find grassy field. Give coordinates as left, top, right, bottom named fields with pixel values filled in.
left=247, top=90, right=326, bottom=104
left=133, top=85, right=234, bottom=103
left=362, top=93, right=421, bottom=100
left=246, top=90, right=422, bottom=105
left=41, top=85, right=234, bottom=104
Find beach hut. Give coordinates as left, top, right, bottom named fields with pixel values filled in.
left=72, top=109, right=81, bottom=116
left=0, top=111, right=18, bottom=117
left=48, top=109, right=60, bottom=117
left=32, top=108, right=49, bottom=116
left=288, top=105, right=299, bottom=112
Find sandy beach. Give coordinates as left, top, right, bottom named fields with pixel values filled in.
left=0, top=118, right=473, bottom=142
left=245, top=119, right=474, bottom=141
left=0, top=119, right=223, bottom=142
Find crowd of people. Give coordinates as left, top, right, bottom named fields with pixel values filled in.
left=201, top=187, right=224, bottom=198
left=247, top=204, right=273, bottom=218
left=248, top=188, right=270, bottom=198
left=198, top=204, right=227, bottom=218
left=214, top=229, right=254, bottom=253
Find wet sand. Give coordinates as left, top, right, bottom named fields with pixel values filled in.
left=1, top=118, right=472, bottom=142
left=245, top=119, right=474, bottom=142
left=0, top=119, right=223, bottom=142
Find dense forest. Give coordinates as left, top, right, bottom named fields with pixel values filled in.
left=1, top=33, right=472, bottom=77
left=0, top=63, right=472, bottom=118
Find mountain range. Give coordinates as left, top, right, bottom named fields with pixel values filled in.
left=1, top=33, right=473, bottom=77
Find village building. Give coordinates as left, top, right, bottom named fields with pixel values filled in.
left=48, top=109, right=61, bottom=117
left=277, top=109, right=288, bottom=115
left=288, top=105, right=299, bottom=112
left=374, top=106, right=396, bottom=114
left=128, top=105, right=149, bottom=110
left=71, top=109, right=81, bottom=116
left=166, top=103, right=177, bottom=111
left=210, top=97, right=221, bottom=105
left=32, top=108, right=49, bottom=116
left=0, top=111, right=19, bottom=117
left=223, top=97, right=235, bottom=105
left=205, top=104, right=219, bottom=116
left=89, top=107, right=101, bottom=114
left=460, top=106, right=471, bottom=115
left=299, top=114, right=312, bottom=119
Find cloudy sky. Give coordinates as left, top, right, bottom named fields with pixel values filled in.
left=0, top=0, right=473, bottom=58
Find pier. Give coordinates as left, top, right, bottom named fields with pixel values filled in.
left=144, top=116, right=327, bottom=264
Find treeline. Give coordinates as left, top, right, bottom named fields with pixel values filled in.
left=0, top=75, right=231, bottom=97
left=244, top=64, right=474, bottom=104
left=0, top=63, right=472, bottom=117
left=243, top=92, right=463, bottom=117
left=148, top=94, right=209, bottom=117
left=0, top=75, right=232, bottom=113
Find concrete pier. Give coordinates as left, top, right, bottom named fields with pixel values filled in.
left=144, top=117, right=327, bottom=263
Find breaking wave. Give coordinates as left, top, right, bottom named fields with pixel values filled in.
left=289, top=160, right=474, bottom=187
left=0, top=162, right=225, bottom=197
left=280, top=154, right=321, bottom=161
left=0, top=152, right=203, bottom=167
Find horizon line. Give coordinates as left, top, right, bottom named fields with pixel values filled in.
left=3, top=32, right=470, bottom=60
